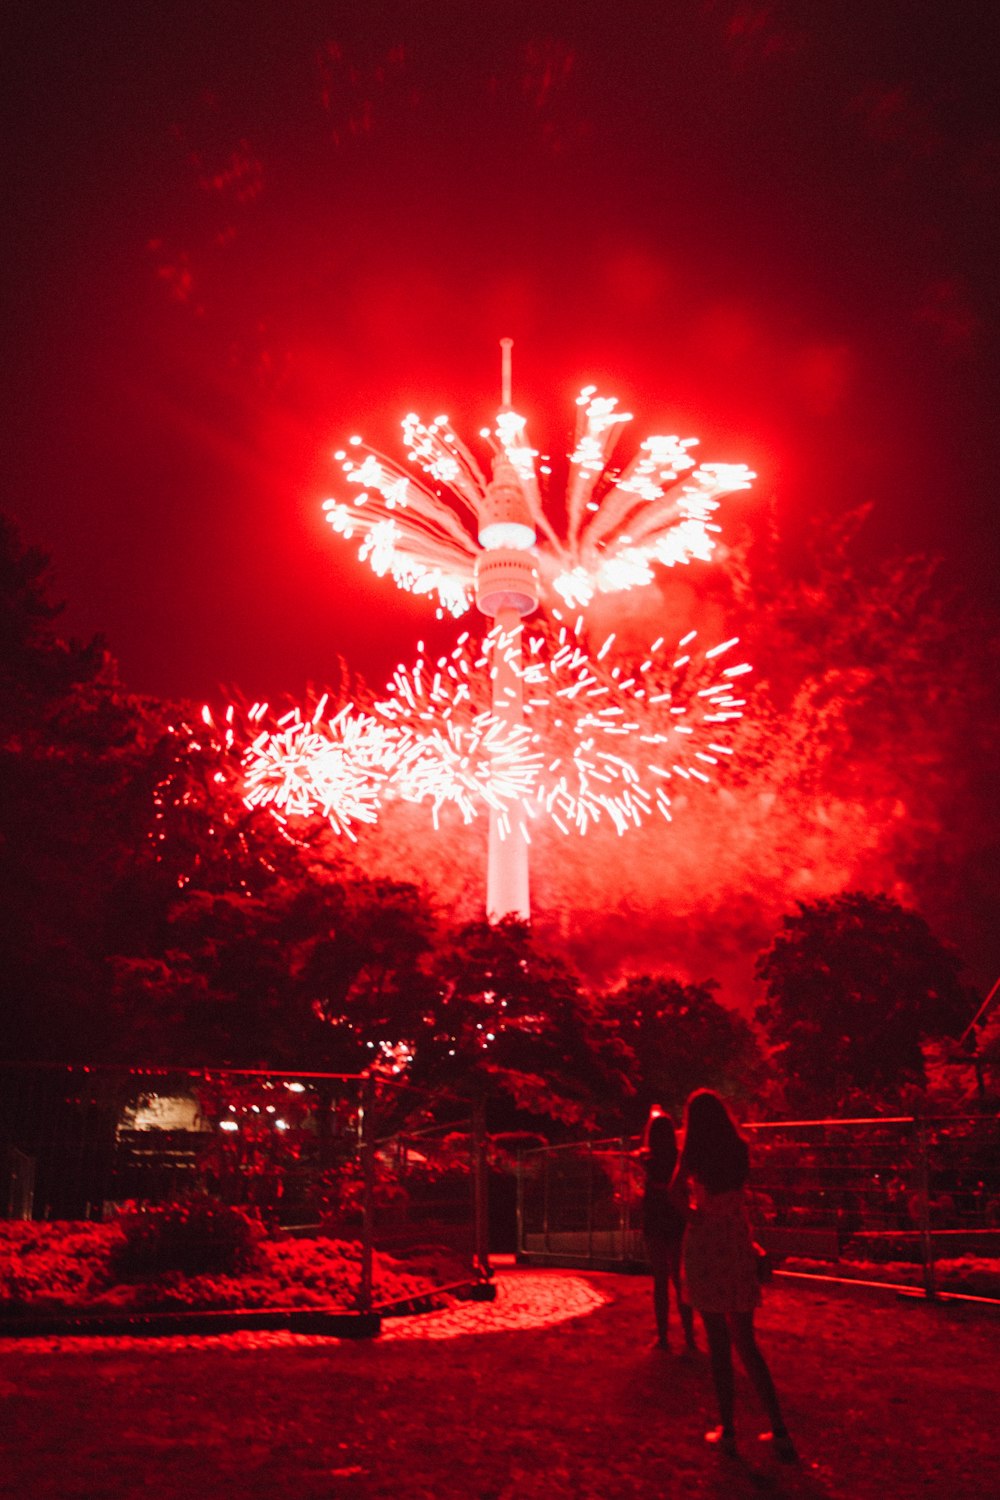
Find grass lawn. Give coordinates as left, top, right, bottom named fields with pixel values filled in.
left=1, top=1269, right=997, bottom=1499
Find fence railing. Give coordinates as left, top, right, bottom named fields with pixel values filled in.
left=516, top=1115, right=1000, bottom=1298
left=516, top=1138, right=641, bottom=1266
left=744, top=1115, right=1000, bottom=1297
left=0, top=1063, right=490, bottom=1314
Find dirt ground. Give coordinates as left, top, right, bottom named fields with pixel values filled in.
left=1, top=1269, right=997, bottom=1500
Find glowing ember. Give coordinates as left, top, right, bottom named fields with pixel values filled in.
left=237, top=624, right=749, bottom=839
left=322, top=389, right=754, bottom=617
left=375, top=639, right=543, bottom=826
left=516, top=624, right=749, bottom=836
left=242, top=702, right=394, bottom=841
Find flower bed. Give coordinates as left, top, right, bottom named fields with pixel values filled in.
left=0, top=1221, right=469, bottom=1316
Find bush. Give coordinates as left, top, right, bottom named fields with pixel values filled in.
left=110, top=1197, right=262, bottom=1280
left=0, top=1222, right=453, bottom=1313
left=0, top=1222, right=117, bottom=1311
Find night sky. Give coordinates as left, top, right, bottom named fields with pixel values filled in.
left=3, top=1, right=998, bottom=705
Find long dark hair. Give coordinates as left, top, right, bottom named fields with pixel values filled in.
left=643, top=1110, right=679, bottom=1180
left=678, top=1089, right=749, bottom=1193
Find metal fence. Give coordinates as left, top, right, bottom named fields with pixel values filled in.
left=0, top=1064, right=489, bottom=1314
left=517, top=1138, right=644, bottom=1266
left=744, top=1115, right=1000, bottom=1296
left=516, top=1115, right=1000, bottom=1298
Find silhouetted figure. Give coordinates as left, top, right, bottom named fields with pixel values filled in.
left=640, top=1110, right=696, bottom=1353
left=671, top=1089, right=796, bottom=1462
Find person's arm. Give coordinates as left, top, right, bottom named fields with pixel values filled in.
left=668, top=1153, right=690, bottom=1215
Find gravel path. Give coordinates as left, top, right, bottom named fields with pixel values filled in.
left=1, top=1269, right=996, bottom=1498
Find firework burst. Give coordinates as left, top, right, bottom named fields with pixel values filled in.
left=267, top=348, right=756, bottom=918
left=509, top=620, right=748, bottom=835
left=321, top=388, right=754, bottom=617
left=242, top=700, right=394, bottom=840
left=375, top=637, right=543, bottom=825
left=237, top=623, right=749, bottom=840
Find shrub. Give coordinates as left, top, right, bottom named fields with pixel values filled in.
left=110, top=1197, right=262, bottom=1280
left=0, top=1222, right=118, bottom=1310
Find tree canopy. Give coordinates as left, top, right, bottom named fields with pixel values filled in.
left=1, top=515, right=159, bottom=1058
left=604, top=976, right=766, bottom=1128
left=755, top=891, right=975, bottom=1111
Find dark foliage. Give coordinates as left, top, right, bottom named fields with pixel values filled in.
left=605, top=976, right=766, bottom=1129
left=755, top=891, right=975, bottom=1111
left=110, top=1197, right=262, bottom=1280
left=1, top=515, right=161, bottom=1060
left=416, top=917, right=634, bottom=1131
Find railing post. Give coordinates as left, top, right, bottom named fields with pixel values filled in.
left=586, top=1140, right=594, bottom=1264
left=915, top=1116, right=936, bottom=1299
left=359, top=1074, right=376, bottom=1317
left=543, top=1146, right=551, bottom=1254
left=473, top=1098, right=490, bottom=1281
left=515, top=1151, right=525, bottom=1259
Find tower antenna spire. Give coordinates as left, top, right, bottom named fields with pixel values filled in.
left=500, top=337, right=513, bottom=410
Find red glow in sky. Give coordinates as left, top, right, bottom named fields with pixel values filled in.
left=2, top=2, right=998, bottom=707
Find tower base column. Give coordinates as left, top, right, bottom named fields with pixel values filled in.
left=486, top=607, right=530, bottom=923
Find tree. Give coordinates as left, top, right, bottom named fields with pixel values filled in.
left=0, top=514, right=160, bottom=1059
left=0, top=512, right=339, bottom=1063
left=109, top=871, right=439, bottom=1072
left=110, top=862, right=630, bottom=1134
left=0, top=513, right=106, bottom=713
left=755, top=891, right=975, bottom=1112
left=415, top=917, right=632, bottom=1132
left=604, top=976, right=766, bottom=1128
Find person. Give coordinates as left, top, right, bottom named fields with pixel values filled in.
left=671, top=1089, right=796, bottom=1462
left=639, top=1109, right=696, bottom=1353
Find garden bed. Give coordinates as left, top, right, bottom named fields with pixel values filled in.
left=0, top=1220, right=471, bottom=1320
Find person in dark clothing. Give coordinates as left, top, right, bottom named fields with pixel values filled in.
left=640, top=1109, right=697, bottom=1353
left=671, top=1089, right=796, bottom=1462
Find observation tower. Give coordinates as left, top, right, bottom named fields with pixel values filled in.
left=474, top=340, right=538, bottom=920
left=252, top=340, right=758, bottom=925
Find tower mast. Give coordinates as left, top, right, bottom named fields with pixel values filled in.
left=474, top=339, right=538, bottom=920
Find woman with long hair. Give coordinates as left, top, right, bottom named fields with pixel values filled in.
left=671, top=1089, right=796, bottom=1462
left=640, top=1109, right=696, bottom=1353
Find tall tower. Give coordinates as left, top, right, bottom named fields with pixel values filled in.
left=473, top=340, right=539, bottom=920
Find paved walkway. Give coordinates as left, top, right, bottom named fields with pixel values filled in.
left=383, top=1270, right=608, bottom=1340
left=1, top=1271, right=609, bottom=1353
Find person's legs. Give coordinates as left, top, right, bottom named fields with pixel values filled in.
left=701, top=1312, right=735, bottom=1440
left=667, top=1240, right=696, bottom=1349
left=728, top=1312, right=793, bottom=1452
left=646, top=1238, right=670, bottom=1344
